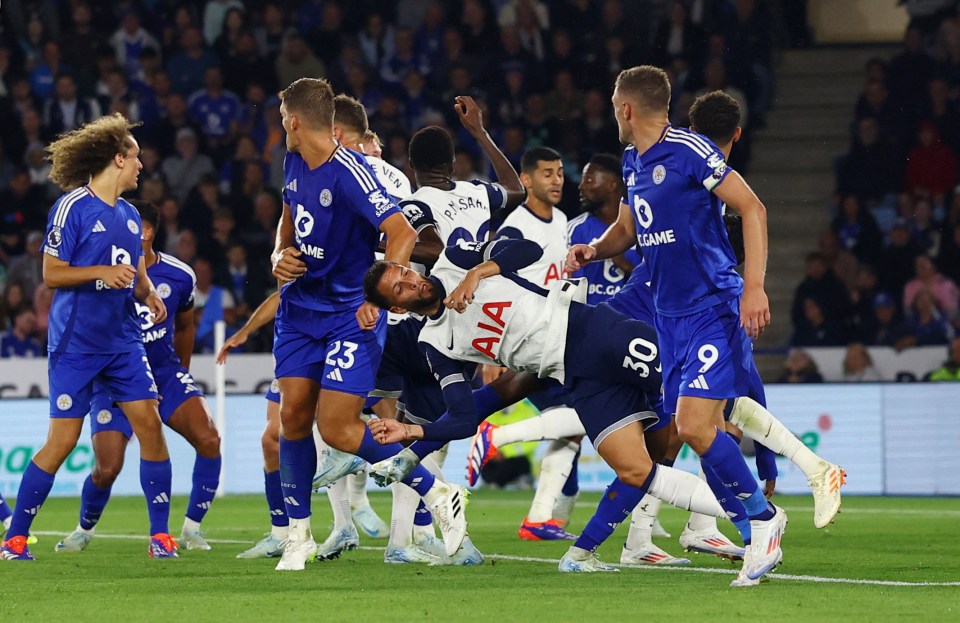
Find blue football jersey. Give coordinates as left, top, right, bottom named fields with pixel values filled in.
left=43, top=187, right=144, bottom=354
left=567, top=211, right=642, bottom=305
left=188, top=90, right=242, bottom=138
left=139, top=252, right=196, bottom=368
left=281, top=147, right=402, bottom=311
left=622, top=126, right=741, bottom=317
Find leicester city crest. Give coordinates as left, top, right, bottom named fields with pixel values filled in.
left=652, top=165, right=667, bottom=185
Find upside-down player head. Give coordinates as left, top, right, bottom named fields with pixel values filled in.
left=363, top=261, right=441, bottom=316
left=278, top=77, right=335, bottom=153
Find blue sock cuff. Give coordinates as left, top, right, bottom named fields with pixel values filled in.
left=473, top=385, right=503, bottom=418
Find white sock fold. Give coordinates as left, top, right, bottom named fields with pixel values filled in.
left=624, top=494, right=660, bottom=549
left=326, top=478, right=352, bottom=531
left=685, top=468, right=719, bottom=531
left=648, top=466, right=725, bottom=518
left=389, top=482, right=419, bottom=548
left=729, top=396, right=823, bottom=478
left=289, top=516, right=312, bottom=540
left=492, top=408, right=585, bottom=445
left=348, top=468, right=370, bottom=510
left=528, top=439, right=578, bottom=522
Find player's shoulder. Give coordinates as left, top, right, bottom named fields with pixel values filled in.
left=49, top=187, right=94, bottom=227
left=662, top=127, right=723, bottom=163
left=332, top=146, right=381, bottom=192
left=157, top=251, right=197, bottom=286
left=567, top=211, right=591, bottom=232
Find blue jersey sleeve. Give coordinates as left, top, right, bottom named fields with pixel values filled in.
left=418, top=343, right=480, bottom=443
left=335, top=150, right=402, bottom=229
left=469, top=179, right=508, bottom=211
left=399, top=199, right=436, bottom=233
left=44, top=192, right=85, bottom=263
left=281, top=152, right=295, bottom=206
left=177, top=266, right=197, bottom=313
left=678, top=131, right=731, bottom=192
left=444, top=238, right=544, bottom=273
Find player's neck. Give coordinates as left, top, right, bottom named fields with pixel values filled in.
left=595, top=200, right=620, bottom=225
left=143, top=247, right=158, bottom=268
left=524, top=196, right=554, bottom=219
left=298, top=133, right=339, bottom=170
left=86, top=173, right=122, bottom=206
left=417, top=171, right=455, bottom=191
left=631, top=118, right=671, bottom=156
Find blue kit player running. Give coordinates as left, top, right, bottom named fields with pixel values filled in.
left=269, top=78, right=468, bottom=571
left=54, top=200, right=223, bottom=555
left=567, top=66, right=785, bottom=586
left=1, top=114, right=176, bottom=561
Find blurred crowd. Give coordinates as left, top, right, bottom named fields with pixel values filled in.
left=0, top=0, right=789, bottom=357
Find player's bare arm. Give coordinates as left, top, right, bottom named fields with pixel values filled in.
left=444, top=258, right=503, bottom=313
left=173, top=308, right=196, bottom=370
left=43, top=253, right=135, bottom=290
left=135, top=256, right=167, bottom=325
left=216, top=291, right=279, bottom=364
left=566, top=202, right=636, bottom=271
left=713, top=171, right=770, bottom=338
left=357, top=213, right=418, bottom=330
left=454, top=95, right=526, bottom=207
left=271, top=202, right=306, bottom=282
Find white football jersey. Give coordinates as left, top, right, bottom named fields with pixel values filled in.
left=400, top=180, right=507, bottom=247
left=365, top=155, right=412, bottom=200
left=496, top=205, right=569, bottom=287
left=419, top=246, right=585, bottom=383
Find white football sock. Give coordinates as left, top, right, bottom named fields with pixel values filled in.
left=729, top=397, right=823, bottom=478
left=326, top=478, right=352, bottom=531
left=348, top=468, right=370, bottom=510
left=624, top=494, right=661, bottom=549
left=271, top=524, right=289, bottom=540
left=432, top=444, right=449, bottom=470
left=648, top=465, right=724, bottom=518
left=3, top=516, right=11, bottom=531
left=528, top=440, right=578, bottom=522
left=181, top=517, right=201, bottom=533
left=389, top=482, right=419, bottom=548
left=420, top=454, right=446, bottom=481
left=288, top=516, right=311, bottom=540
left=492, top=408, right=585, bottom=445
left=685, top=468, right=719, bottom=531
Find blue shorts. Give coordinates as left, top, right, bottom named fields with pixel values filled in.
left=89, top=364, right=204, bottom=437
left=273, top=298, right=386, bottom=397
left=49, top=348, right=157, bottom=418
left=528, top=387, right=570, bottom=412
left=374, top=314, right=428, bottom=398
left=265, top=378, right=280, bottom=404
left=656, top=296, right=757, bottom=414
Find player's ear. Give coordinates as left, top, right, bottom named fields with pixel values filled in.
left=733, top=127, right=743, bottom=143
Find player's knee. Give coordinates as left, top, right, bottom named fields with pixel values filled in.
left=616, top=462, right=653, bottom=488
left=278, top=407, right=313, bottom=438
left=92, top=461, right=123, bottom=487
left=262, top=429, right=279, bottom=456
left=194, top=428, right=221, bottom=457
left=675, top=419, right=710, bottom=450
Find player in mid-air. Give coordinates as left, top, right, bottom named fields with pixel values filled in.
left=566, top=66, right=789, bottom=586
left=362, top=238, right=733, bottom=573
left=269, top=78, right=467, bottom=571
left=1, top=113, right=175, bottom=561
left=54, top=200, right=222, bottom=554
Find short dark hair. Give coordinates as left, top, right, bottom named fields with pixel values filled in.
left=615, top=65, right=671, bottom=113
left=333, top=94, right=369, bottom=136
left=587, top=153, right=622, bottom=179
left=363, top=261, right=393, bottom=309
left=278, top=77, right=335, bottom=129
left=520, top=146, right=562, bottom=173
left=689, top=90, right=740, bottom=146
left=129, top=199, right=159, bottom=229
left=409, top=126, right=454, bottom=171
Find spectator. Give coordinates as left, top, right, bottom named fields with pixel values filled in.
left=43, top=74, right=99, bottom=138
left=175, top=229, right=199, bottom=266
left=29, top=41, right=69, bottom=101
left=0, top=168, right=46, bottom=259
left=0, top=306, right=43, bottom=358
left=204, top=0, right=245, bottom=47
left=192, top=256, right=235, bottom=353
left=166, top=26, right=219, bottom=95
left=144, top=92, right=204, bottom=159
left=155, top=196, right=183, bottom=256
left=221, top=30, right=275, bottom=95
left=6, top=231, right=44, bottom=300
left=274, top=33, right=327, bottom=91
left=381, top=26, right=431, bottom=87
left=254, top=3, right=294, bottom=64
left=849, top=264, right=880, bottom=341
left=651, top=1, right=705, bottom=68
left=925, top=76, right=960, bottom=155
left=161, top=128, right=216, bottom=203
left=109, top=9, right=161, bottom=81
left=836, top=116, right=900, bottom=206
left=937, top=222, right=960, bottom=284
left=778, top=348, right=824, bottom=384
left=416, top=2, right=449, bottom=69
left=2, top=283, right=27, bottom=328
left=791, top=251, right=850, bottom=333
left=817, top=228, right=858, bottom=292
left=928, top=335, right=960, bottom=381
left=863, top=291, right=909, bottom=347
left=878, top=219, right=923, bottom=300
left=359, top=13, right=396, bottom=70
left=188, top=66, right=241, bottom=160
left=792, top=297, right=847, bottom=347
left=903, top=255, right=959, bottom=322
left=217, top=241, right=271, bottom=322
left=96, top=68, right=140, bottom=122
left=901, top=289, right=953, bottom=348
left=904, top=121, right=957, bottom=203
left=59, top=2, right=103, bottom=95
left=887, top=26, right=935, bottom=124
left=842, top=342, right=882, bottom=382
left=32, top=283, right=52, bottom=342
left=831, top=194, right=883, bottom=265
left=238, top=190, right=280, bottom=255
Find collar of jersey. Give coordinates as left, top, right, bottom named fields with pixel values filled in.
left=657, top=124, right=671, bottom=143
left=427, top=276, right=446, bottom=320
left=520, top=203, right=553, bottom=223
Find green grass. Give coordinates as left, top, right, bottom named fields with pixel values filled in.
left=1, top=492, right=958, bottom=622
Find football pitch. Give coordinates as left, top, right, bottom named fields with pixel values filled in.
left=1, top=492, right=957, bottom=622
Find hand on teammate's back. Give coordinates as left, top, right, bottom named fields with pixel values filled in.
left=454, top=95, right=485, bottom=135
left=271, top=247, right=306, bottom=282
left=356, top=301, right=380, bottom=330
left=100, top=264, right=137, bottom=289
left=740, top=285, right=771, bottom=339
left=565, top=244, right=596, bottom=272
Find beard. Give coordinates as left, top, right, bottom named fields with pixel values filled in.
left=579, top=195, right=603, bottom=213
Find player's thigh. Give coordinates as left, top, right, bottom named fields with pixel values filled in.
left=90, top=430, right=130, bottom=484
left=316, top=388, right=367, bottom=450
left=675, top=395, right=726, bottom=453
left=32, top=417, right=85, bottom=471
left=371, top=396, right=398, bottom=420
left=592, top=421, right=654, bottom=488
left=263, top=396, right=281, bottom=471
left=277, top=376, right=321, bottom=437
left=167, top=396, right=220, bottom=457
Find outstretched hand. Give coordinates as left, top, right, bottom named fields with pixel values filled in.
left=368, top=417, right=410, bottom=444
left=565, top=244, right=596, bottom=273
left=216, top=330, right=248, bottom=365
left=454, top=95, right=485, bottom=135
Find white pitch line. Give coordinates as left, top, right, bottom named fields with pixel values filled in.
left=475, top=500, right=960, bottom=517
left=354, top=546, right=960, bottom=587
left=30, top=531, right=249, bottom=544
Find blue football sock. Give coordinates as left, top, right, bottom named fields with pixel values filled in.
left=561, top=447, right=581, bottom=496
left=279, top=436, right=316, bottom=520
left=185, top=454, right=221, bottom=523
left=700, top=429, right=773, bottom=521
left=413, top=501, right=433, bottom=526
left=7, top=461, right=54, bottom=538
left=0, top=492, right=13, bottom=524
left=140, top=458, right=172, bottom=535
left=79, top=475, right=112, bottom=531
left=473, top=385, right=502, bottom=418
left=356, top=427, right=437, bottom=496
left=264, top=470, right=288, bottom=527
left=701, top=463, right=751, bottom=543
left=574, top=469, right=656, bottom=553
